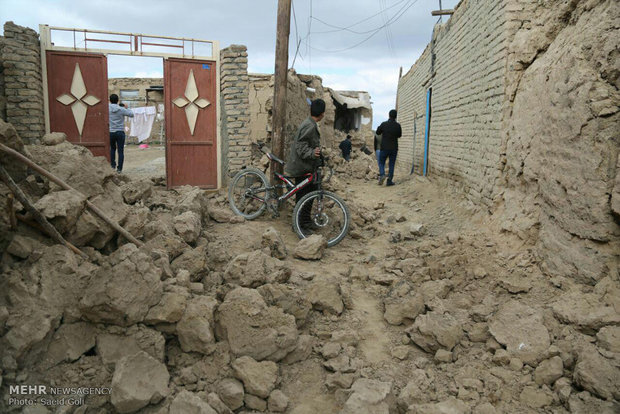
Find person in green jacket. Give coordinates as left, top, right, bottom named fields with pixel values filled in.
left=286, top=99, right=325, bottom=229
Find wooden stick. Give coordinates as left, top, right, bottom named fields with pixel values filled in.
left=7, top=193, right=17, bottom=230
left=16, top=213, right=86, bottom=258
left=0, top=142, right=144, bottom=246
left=0, top=164, right=88, bottom=259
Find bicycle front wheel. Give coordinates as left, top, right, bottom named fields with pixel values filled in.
left=292, top=190, right=350, bottom=247
left=228, top=168, right=269, bottom=220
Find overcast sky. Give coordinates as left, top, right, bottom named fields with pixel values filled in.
left=1, top=0, right=459, bottom=128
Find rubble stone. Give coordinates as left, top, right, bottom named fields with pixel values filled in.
left=552, top=291, right=620, bottom=334
left=488, top=300, right=550, bottom=365
left=409, top=397, right=469, bottom=414
left=217, top=378, right=245, bottom=411
left=206, top=392, right=234, bottom=414
left=282, top=334, right=315, bottom=364
left=306, top=275, right=344, bottom=315
left=169, top=390, right=217, bottom=414
left=534, top=356, right=563, bottom=385
left=111, top=351, right=169, bottom=413
left=171, top=245, right=209, bottom=281
left=406, top=311, right=464, bottom=353
left=176, top=296, right=218, bottom=355
left=232, top=356, right=278, bottom=399
left=261, top=227, right=287, bottom=259
left=293, top=234, right=327, bottom=260
left=42, top=322, right=96, bottom=367
left=223, top=250, right=291, bottom=288
left=245, top=394, right=267, bottom=411
left=6, top=235, right=42, bottom=259
left=268, top=390, right=289, bottom=412
left=597, top=326, right=620, bottom=353
left=41, top=132, right=67, bottom=145
left=173, top=211, right=202, bottom=244
left=145, top=292, right=188, bottom=325
left=34, top=189, right=86, bottom=234
left=96, top=327, right=165, bottom=366
left=573, top=345, right=620, bottom=400
left=121, top=180, right=153, bottom=204
left=383, top=293, right=424, bottom=326
left=397, top=370, right=434, bottom=409
left=80, top=244, right=163, bottom=326
left=216, top=287, right=298, bottom=361
left=257, top=283, right=311, bottom=327
left=340, top=378, right=392, bottom=414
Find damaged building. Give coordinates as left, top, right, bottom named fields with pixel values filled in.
left=247, top=70, right=372, bottom=161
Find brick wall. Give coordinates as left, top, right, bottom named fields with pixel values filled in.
left=0, top=22, right=45, bottom=143
left=397, top=0, right=506, bottom=207
left=220, top=45, right=251, bottom=181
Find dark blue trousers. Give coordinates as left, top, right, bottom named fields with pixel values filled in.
left=379, top=149, right=398, bottom=182
left=109, top=131, right=125, bottom=171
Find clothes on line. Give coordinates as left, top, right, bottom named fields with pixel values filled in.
left=129, top=106, right=157, bottom=142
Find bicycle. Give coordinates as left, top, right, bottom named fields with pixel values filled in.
left=228, top=142, right=350, bottom=247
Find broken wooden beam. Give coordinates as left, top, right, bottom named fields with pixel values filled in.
left=431, top=9, right=454, bottom=16
left=0, top=142, right=144, bottom=247
left=0, top=164, right=88, bottom=259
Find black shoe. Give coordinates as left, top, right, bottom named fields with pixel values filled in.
left=378, top=175, right=386, bottom=185
left=386, top=181, right=395, bottom=186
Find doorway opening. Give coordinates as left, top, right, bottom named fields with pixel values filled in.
left=107, top=55, right=166, bottom=180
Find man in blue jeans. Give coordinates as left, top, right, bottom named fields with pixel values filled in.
left=376, top=109, right=402, bottom=186
left=108, top=94, right=133, bottom=172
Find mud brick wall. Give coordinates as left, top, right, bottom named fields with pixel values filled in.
left=499, top=0, right=620, bottom=283
left=0, top=22, right=45, bottom=143
left=397, top=0, right=506, bottom=207
left=220, top=45, right=251, bottom=182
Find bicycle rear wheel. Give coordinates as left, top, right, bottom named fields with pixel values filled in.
left=228, top=168, right=269, bottom=220
left=292, top=190, right=350, bottom=247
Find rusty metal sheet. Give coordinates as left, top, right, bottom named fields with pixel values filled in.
left=46, top=51, right=109, bottom=159
left=165, top=58, right=217, bottom=189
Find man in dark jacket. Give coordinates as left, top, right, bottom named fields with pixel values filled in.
left=339, top=135, right=352, bottom=161
left=376, top=109, right=402, bottom=186
left=286, top=99, right=325, bottom=228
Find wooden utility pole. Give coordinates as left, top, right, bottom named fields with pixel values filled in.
left=271, top=0, right=292, bottom=182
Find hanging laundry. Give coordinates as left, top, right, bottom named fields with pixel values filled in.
left=129, top=106, right=157, bottom=142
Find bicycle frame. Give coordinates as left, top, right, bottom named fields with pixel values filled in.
left=254, top=143, right=324, bottom=207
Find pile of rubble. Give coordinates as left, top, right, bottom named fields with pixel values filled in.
left=1, top=117, right=618, bottom=414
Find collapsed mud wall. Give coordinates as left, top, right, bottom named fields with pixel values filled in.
left=0, top=22, right=45, bottom=144
left=248, top=70, right=335, bottom=155
left=397, top=0, right=619, bottom=283
left=499, top=0, right=620, bottom=283
left=248, top=70, right=374, bottom=163
left=397, top=0, right=507, bottom=207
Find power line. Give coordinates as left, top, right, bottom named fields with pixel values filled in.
left=291, top=0, right=302, bottom=68
left=305, top=0, right=419, bottom=53
left=381, top=0, right=396, bottom=58
left=310, top=0, right=410, bottom=35
left=307, top=0, right=313, bottom=73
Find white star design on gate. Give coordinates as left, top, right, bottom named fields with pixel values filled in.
left=55, top=63, right=101, bottom=136
left=172, top=69, right=211, bottom=135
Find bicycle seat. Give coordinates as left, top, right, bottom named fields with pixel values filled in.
left=266, top=152, right=285, bottom=165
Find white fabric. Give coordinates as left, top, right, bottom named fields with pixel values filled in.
left=129, top=106, right=157, bottom=142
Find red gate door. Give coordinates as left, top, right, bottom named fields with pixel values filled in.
left=164, top=58, right=217, bottom=189
left=46, top=51, right=109, bottom=159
